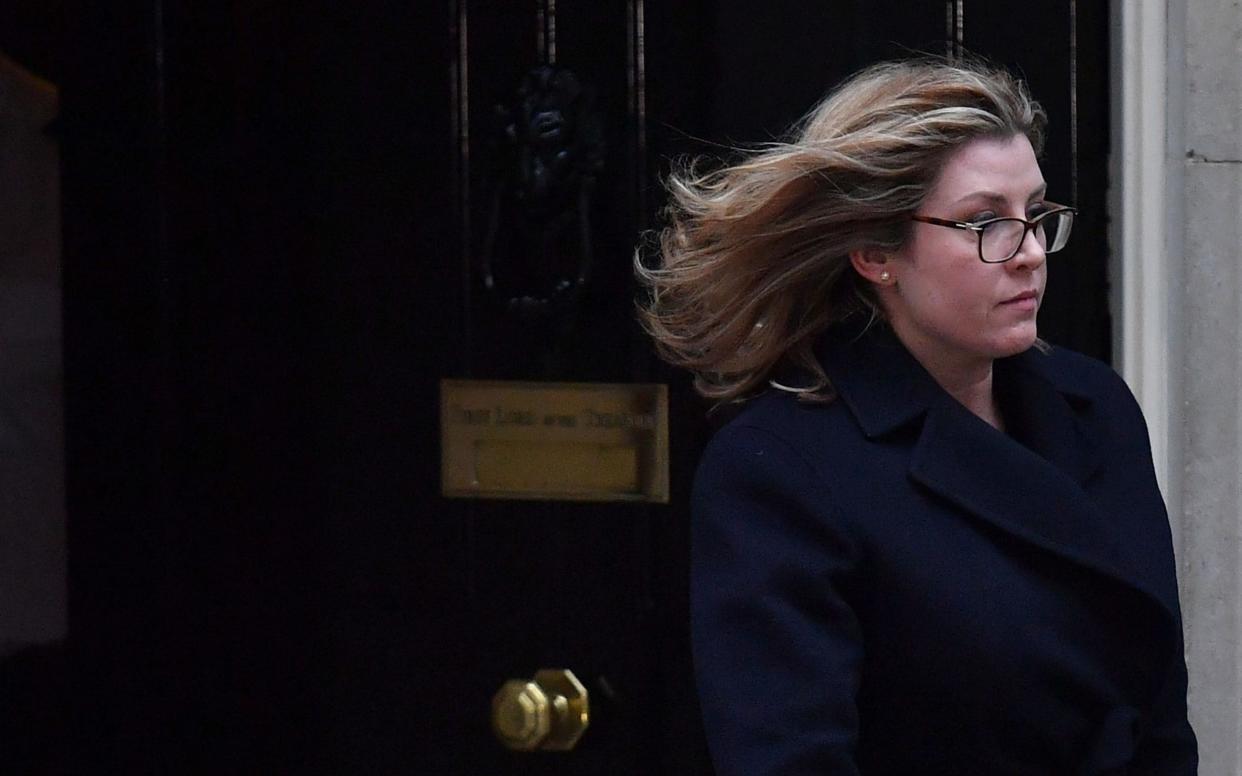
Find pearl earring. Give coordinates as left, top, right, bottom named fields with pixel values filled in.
left=879, top=271, right=891, bottom=283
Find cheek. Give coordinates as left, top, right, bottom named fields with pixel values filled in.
left=893, top=235, right=1004, bottom=322
left=908, top=266, right=993, bottom=316
left=902, top=236, right=984, bottom=297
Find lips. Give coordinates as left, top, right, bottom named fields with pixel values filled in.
left=1001, top=290, right=1038, bottom=305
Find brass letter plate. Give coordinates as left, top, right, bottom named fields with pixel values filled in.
left=440, top=380, right=669, bottom=503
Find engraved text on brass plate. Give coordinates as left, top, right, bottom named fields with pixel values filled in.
left=440, top=380, right=669, bottom=502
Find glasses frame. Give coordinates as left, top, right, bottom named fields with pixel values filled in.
left=910, top=203, right=1078, bottom=264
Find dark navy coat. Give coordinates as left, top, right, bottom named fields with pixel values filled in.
left=691, top=323, right=1197, bottom=775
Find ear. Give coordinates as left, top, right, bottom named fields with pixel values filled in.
left=849, top=248, right=893, bottom=286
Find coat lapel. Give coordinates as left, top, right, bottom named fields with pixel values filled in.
left=818, top=322, right=1178, bottom=628
left=909, top=399, right=1152, bottom=609
left=992, top=353, right=1103, bottom=486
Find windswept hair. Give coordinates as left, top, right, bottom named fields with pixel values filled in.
left=635, top=57, right=1047, bottom=404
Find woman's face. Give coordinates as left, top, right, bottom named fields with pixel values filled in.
left=881, top=133, right=1048, bottom=373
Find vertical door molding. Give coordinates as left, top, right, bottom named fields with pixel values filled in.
left=1110, top=0, right=1176, bottom=505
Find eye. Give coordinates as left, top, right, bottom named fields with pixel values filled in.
left=967, top=211, right=997, bottom=224
left=1027, top=203, right=1051, bottom=219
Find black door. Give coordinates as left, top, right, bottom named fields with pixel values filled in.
left=57, top=2, right=1108, bottom=773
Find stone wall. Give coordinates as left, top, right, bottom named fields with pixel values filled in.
left=1169, top=1, right=1242, bottom=771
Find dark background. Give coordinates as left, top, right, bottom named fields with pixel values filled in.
left=0, top=1, right=1108, bottom=772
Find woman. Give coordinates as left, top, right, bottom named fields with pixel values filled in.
left=637, top=59, right=1197, bottom=774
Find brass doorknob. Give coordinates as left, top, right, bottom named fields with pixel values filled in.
left=491, top=668, right=590, bottom=751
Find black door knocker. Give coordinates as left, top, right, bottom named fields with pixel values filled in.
left=480, top=65, right=605, bottom=319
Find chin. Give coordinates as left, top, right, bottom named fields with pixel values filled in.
left=988, top=323, right=1040, bottom=357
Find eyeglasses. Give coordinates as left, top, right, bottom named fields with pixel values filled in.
left=910, top=204, right=1077, bottom=263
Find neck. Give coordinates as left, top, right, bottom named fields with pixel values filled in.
left=933, top=360, right=1003, bottom=430
left=888, top=327, right=1004, bottom=430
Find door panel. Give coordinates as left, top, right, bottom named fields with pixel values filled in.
left=60, top=2, right=1108, bottom=773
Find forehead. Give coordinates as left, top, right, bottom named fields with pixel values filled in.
left=928, top=134, right=1045, bottom=202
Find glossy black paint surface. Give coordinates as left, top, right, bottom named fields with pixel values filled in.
left=21, top=1, right=1111, bottom=772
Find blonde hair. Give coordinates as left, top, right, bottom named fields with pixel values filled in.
left=635, top=58, right=1047, bottom=404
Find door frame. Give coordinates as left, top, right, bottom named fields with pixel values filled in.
left=1109, top=0, right=1178, bottom=513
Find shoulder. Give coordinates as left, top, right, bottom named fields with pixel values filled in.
left=691, top=391, right=860, bottom=559
left=1017, top=343, right=1126, bottom=400
left=1016, top=343, right=1153, bottom=441
left=694, top=390, right=845, bottom=499
left=692, top=388, right=871, bottom=536
left=697, top=389, right=857, bottom=477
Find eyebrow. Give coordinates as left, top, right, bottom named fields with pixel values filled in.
left=952, top=184, right=1048, bottom=207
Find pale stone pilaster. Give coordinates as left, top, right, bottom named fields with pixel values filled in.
left=1179, top=159, right=1242, bottom=776
left=1123, top=0, right=1242, bottom=771
left=1179, top=0, right=1242, bottom=763
left=1116, top=0, right=1242, bottom=770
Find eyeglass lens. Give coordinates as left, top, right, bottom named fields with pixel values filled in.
left=980, top=211, right=1073, bottom=261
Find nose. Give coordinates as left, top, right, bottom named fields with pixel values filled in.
left=1008, top=225, right=1046, bottom=270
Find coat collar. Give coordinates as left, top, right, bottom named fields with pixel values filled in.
left=815, top=320, right=1178, bottom=629
left=816, top=320, right=1096, bottom=442
left=816, top=319, right=1103, bottom=482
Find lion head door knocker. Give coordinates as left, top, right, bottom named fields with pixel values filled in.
left=480, top=65, right=605, bottom=319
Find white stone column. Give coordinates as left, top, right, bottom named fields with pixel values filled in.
left=1176, top=1, right=1242, bottom=770
left=1118, top=0, right=1242, bottom=771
